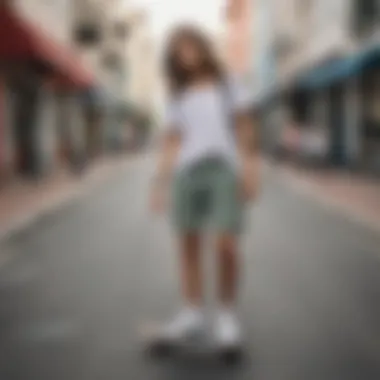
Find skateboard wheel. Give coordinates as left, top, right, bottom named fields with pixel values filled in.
left=219, top=348, right=243, bottom=364
left=148, top=340, right=177, bottom=357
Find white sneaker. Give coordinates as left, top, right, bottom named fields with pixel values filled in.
left=214, top=310, right=242, bottom=349
left=158, top=306, right=204, bottom=343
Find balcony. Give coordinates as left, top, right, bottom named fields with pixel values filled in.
left=352, top=0, right=380, bottom=40
left=72, top=0, right=104, bottom=47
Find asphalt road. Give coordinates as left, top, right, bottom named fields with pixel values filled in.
left=0, top=155, right=379, bottom=380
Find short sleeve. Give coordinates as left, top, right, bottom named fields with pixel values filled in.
left=228, top=75, right=252, bottom=112
left=162, top=100, right=182, bottom=133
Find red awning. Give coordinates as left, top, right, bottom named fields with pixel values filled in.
left=0, top=5, right=94, bottom=89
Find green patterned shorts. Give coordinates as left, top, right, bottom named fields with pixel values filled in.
left=172, top=158, right=242, bottom=233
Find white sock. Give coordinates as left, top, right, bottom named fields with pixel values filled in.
left=180, top=305, right=202, bottom=321
left=216, top=307, right=240, bottom=337
left=162, top=305, right=203, bottom=338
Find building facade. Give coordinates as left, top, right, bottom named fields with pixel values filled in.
left=0, top=0, right=156, bottom=181
left=250, top=0, right=280, bottom=152
left=127, top=10, right=157, bottom=115
left=224, top=0, right=252, bottom=76
left=13, top=0, right=74, bottom=45
left=0, top=0, right=94, bottom=179
left=73, top=1, right=156, bottom=150
left=254, top=0, right=380, bottom=173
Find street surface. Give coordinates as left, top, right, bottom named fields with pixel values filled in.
left=0, top=155, right=379, bottom=380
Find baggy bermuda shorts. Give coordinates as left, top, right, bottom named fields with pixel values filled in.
left=172, top=157, right=243, bottom=233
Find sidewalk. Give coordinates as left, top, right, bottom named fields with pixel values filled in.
left=272, top=161, right=380, bottom=234
left=0, top=155, right=137, bottom=242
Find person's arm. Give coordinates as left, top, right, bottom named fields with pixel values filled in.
left=227, top=74, right=259, bottom=200
left=154, top=130, right=181, bottom=186
left=235, top=111, right=259, bottom=200
left=153, top=99, right=182, bottom=185
left=150, top=120, right=181, bottom=213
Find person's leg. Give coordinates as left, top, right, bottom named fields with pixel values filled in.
left=157, top=232, right=204, bottom=342
left=211, top=163, right=243, bottom=347
left=158, top=168, right=206, bottom=342
left=214, top=232, right=242, bottom=348
left=216, top=232, right=240, bottom=307
left=179, top=232, right=203, bottom=306
left=212, top=163, right=242, bottom=307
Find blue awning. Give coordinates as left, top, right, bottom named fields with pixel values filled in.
left=298, top=44, right=380, bottom=90
left=361, top=43, right=380, bottom=69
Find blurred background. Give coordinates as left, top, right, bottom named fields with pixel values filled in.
left=0, top=0, right=156, bottom=180
left=0, top=0, right=379, bottom=379
left=250, top=0, right=380, bottom=175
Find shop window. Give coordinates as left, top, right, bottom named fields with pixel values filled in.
left=74, top=24, right=102, bottom=46
left=352, top=0, right=379, bottom=39
left=362, top=70, right=380, bottom=139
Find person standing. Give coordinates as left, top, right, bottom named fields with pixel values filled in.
left=150, top=25, right=258, bottom=351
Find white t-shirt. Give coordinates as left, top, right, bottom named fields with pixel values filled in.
left=164, top=77, right=251, bottom=171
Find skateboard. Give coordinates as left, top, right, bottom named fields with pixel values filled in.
left=139, top=322, right=244, bottom=364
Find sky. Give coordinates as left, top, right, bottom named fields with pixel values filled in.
left=130, top=0, right=225, bottom=42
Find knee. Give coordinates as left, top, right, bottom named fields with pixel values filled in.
left=181, top=233, right=201, bottom=259
left=217, top=235, right=238, bottom=260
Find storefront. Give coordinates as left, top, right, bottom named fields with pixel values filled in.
left=0, top=76, right=5, bottom=182
left=0, top=3, right=94, bottom=177
left=361, top=67, right=380, bottom=174
left=294, top=44, right=380, bottom=170
left=81, top=87, right=106, bottom=159
left=253, top=84, right=284, bottom=157
left=0, top=75, right=14, bottom=183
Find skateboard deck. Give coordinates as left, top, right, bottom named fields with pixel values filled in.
left=139, top=321, right=244, bottom=364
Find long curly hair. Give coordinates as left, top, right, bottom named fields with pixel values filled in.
left=164, top=25, right=224, bottom=96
